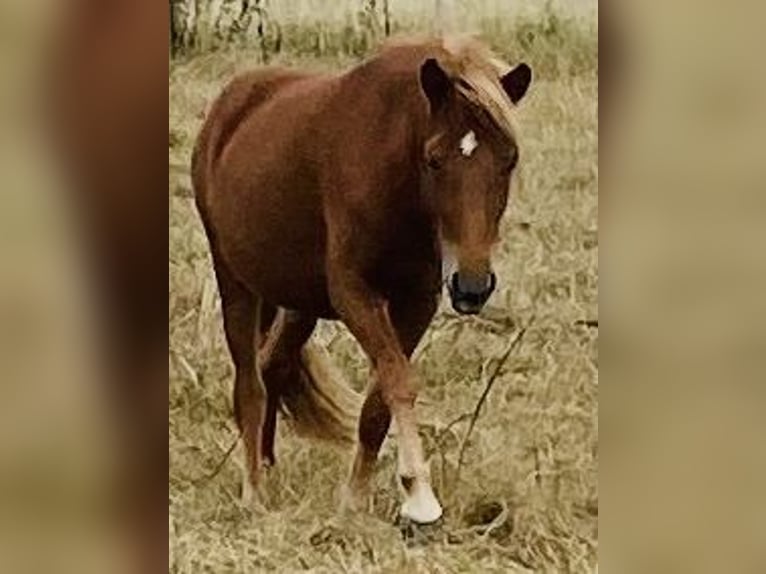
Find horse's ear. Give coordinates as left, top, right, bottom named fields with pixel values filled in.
left=420, top=58, right=452, bottom=112
left=500, top=63, right=532, bottom=104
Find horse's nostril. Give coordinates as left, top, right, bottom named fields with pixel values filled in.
left=450, top=273, right=460, bottom=295
left=449, top=270, right=496, bottom=314
left=487, top=272, right=497, bottom=294
left=451, top=271, right=496, bottom=298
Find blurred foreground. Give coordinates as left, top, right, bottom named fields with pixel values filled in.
left=0, top=0, right=764, bottom=572
left=0, top=1, right=167, bottom=573
left=170, top=1, right=597, bottom=572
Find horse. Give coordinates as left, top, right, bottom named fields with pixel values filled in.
left=192, top=36, right=531, bottom=524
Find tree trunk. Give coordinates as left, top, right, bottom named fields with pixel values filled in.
left=383, top=0, right=390, bottom=36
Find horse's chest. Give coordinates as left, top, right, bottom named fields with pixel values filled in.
left=371, top=228, right=441, bottom=298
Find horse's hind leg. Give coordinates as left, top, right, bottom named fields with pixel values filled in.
left=257, top=302, right=279, bottom=466
left=258, top=308, right=317, bottom=463
left=212, top=259, right=266, bottom=504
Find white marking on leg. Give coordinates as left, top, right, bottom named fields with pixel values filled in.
left=393, top=406, right=443, bottom=523
left=459, top=130, right=478, bottom=157
left=400, top=479, right=443, bottom=524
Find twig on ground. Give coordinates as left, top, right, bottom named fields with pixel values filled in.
left=191, top=429, right=243, bottom=487
left=454, top=316, right=535, bottom=484
left=438, top=412, right=473, bottom=444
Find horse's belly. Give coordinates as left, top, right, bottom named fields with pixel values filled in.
left=227, top=236, right=335, bottom=317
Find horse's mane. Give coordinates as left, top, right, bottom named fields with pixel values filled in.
left=380, top=35, right=519, bottom=141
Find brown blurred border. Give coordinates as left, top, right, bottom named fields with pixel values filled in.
left=50, top=2, right=169, bottom=572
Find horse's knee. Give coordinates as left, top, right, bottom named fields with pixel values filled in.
left=382, top=388, right=417, bottom=412
left=377, top=357, right=417, bottom=408
left=357, top=386, right=391, bottom=450
left=242, top=369, right=267, bottom=400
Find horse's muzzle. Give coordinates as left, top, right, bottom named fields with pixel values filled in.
left=448, top=271, right=496, bottom=315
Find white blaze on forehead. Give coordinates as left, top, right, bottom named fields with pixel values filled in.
left=459, top=130, right=478, bottom=157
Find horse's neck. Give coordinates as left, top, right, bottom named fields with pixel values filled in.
left=340, top=55, right=430, bottom=172
left=333, top=54, right=437, bottom=240
left=342, top=53, right=428, bottom=121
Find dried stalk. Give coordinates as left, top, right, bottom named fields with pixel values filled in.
left=454, top=316, right=535, bottom=483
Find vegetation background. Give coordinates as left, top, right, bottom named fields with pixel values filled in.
left=169, top=0, right=597, bottom=571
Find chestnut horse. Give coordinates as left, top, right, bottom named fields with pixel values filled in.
left=192, top=37, right=531, bottom=524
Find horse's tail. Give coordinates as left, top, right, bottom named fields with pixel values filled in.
left=278, top=341, right=361, bottom=445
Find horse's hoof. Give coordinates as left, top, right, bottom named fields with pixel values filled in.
left=239, top=465, right=262, bottom=508
left=396, top=514, right=444, bottom=545
left=400, top=486, right=443, bottom=524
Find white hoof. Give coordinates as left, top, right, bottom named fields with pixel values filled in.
left=400, top=483, right=443, bottom=524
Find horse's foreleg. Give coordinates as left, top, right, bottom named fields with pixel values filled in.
left=388, top=294, right=440, bottom=518
left=343, top=383, right=390, bottom=511
left=329, top=264, right=441, bottom=523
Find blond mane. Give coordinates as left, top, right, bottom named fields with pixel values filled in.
left=439, top=36, right=519, bottom=141
left=380, top=35, right=520, bottom=140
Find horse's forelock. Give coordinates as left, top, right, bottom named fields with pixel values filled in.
left=378, top=35, right=521, bottom=142
left=439, top=36, right=519, bottom=142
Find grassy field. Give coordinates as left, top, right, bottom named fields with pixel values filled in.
left=169, top=2, right=597, bottom=571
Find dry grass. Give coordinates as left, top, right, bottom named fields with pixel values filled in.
left=169, top=5, right=597, bottom=572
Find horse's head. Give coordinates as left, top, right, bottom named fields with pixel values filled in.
left=418, top=52, right=531, bottom=315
